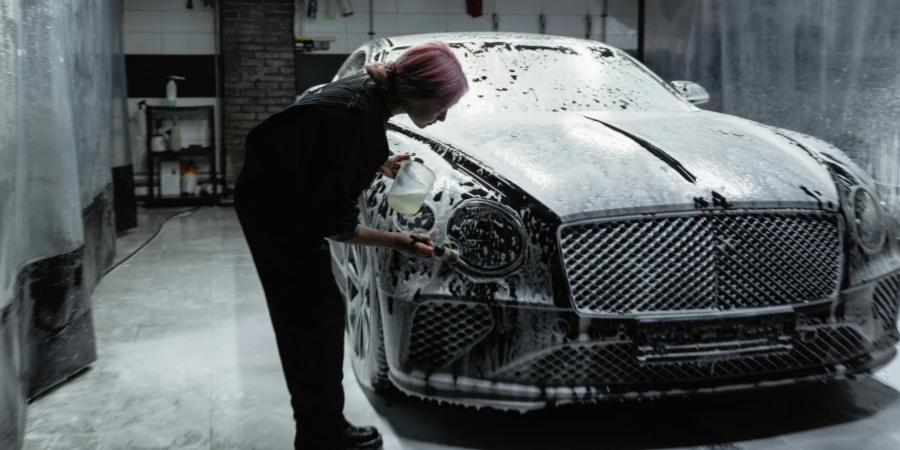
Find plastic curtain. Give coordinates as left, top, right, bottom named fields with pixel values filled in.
left=643, top=0, right=900, bottom=189
left=0, top=0, right=127, bottom=448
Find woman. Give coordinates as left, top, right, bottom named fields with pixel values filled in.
left=234, top=41, right=468, bottom=449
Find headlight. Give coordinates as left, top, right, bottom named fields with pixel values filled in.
left=851, top=187, right=885, bottom=253
left=393, top=202, right=436, bottom=234
left=446, top=199, right=526, bottom=276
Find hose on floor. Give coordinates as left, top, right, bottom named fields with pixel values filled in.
left=102, top=206, right=201, bottom=278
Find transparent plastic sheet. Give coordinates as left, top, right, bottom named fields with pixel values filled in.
left=0, top=1, right=124, bottom=448
left=0, top=0, right=27, bottom=446
left=20, top=1, right=86, bottom=263
left=643, top=0, right=900, bottom=190
left=0, top=0, right=22, bottom=313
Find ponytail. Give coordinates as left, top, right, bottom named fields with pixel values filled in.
left=365, top=40, right=467, bottom=106
left=364, top=62, right=392, bottom=88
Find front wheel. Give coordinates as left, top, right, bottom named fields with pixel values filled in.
left=345, top=243, right=391, bottom=392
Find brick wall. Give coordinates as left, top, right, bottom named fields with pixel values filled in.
left=221, top=0, right=296, bottom=184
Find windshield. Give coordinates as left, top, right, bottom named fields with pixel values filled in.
left=383, top=41, right=695, bottom=114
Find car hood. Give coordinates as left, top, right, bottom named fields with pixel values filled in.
left=405, top=110, right=839, bottom=221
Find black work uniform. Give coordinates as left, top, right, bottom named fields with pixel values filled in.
left=233, top=72, right=391, bottom=449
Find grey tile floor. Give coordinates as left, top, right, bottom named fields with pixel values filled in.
left=22, top=206, right=900, bottom=450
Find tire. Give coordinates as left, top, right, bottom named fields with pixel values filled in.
left=345, top=243, right=392, bottom=392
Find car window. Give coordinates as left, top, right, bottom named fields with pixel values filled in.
left=383, top=41, right=695, bottom=114
left=335, top=49, right=368, bottom=80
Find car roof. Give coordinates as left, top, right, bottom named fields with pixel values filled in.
left=381, top=32, right=617, bottom=51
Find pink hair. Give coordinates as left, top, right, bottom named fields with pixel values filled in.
left=365, top=40, right=468, bottom=106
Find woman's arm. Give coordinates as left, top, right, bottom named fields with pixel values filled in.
left=328, top=225, right=433, bottom=257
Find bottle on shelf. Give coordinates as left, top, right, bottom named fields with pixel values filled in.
left=169, top=116, right=182, bottom=152
left=150, top=118, right=167, bottom=152
left=166, top=75, right=185, bottom=106
left=182, top=164, right=198, bottom=195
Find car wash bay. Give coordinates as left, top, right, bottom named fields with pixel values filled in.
left=3, top=1, right=900, bottom=450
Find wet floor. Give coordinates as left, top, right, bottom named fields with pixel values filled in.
left=23, top=206, right=900, bottom=450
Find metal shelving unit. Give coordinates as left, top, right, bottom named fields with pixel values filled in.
left=144, top=105, right=219, bottom=207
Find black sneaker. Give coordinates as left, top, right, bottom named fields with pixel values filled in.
left=297, top=422, right=383, bottom=449
left=342, top=425, right=383, bottom=449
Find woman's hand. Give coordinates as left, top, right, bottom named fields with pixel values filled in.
left=378, top=153, right=413, bottom=179
left=393, top=233, right=434, bottom=258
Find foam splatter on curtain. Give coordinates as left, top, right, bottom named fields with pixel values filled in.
left=643, top=0, right=900, bottom=195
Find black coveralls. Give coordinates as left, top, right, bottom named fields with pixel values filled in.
left=233, top=72, right=391, bottom=447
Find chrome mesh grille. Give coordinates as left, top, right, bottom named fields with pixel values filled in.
left=558, top=211, right=842, bottom=314
left=490, top=326, right=866, bottom=386
left=408, top=301, right=493, bottom=369
left=874, top=274, right=900, bottom=339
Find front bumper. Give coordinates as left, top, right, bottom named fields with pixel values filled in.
left=379, top=271, right=900, bottom=410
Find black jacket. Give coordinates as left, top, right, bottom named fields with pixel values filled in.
left=240, top=72, right=392, bottom=241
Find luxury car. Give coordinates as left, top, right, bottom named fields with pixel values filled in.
left=317, top=32, right=900, bottom=411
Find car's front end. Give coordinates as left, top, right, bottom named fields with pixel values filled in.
left=360, top=110, right=900, bottom=411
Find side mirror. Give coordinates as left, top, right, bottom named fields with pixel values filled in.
left=671, top=81, right=709, bottom=105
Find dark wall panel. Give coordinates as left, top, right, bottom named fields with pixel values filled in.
left=113, top=165, right=138, bottom=233
left=295, top=54, right=349, bottom=94
left=125, top=55, right=218, bottom=98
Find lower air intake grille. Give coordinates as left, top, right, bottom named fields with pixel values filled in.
left=490, top=326, right=866, bottom=386
left=558, top=211, right=843, bottom=314
left=874, top=273, right=900, bottom=344
left=408, top=301, right=493, bottom=369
